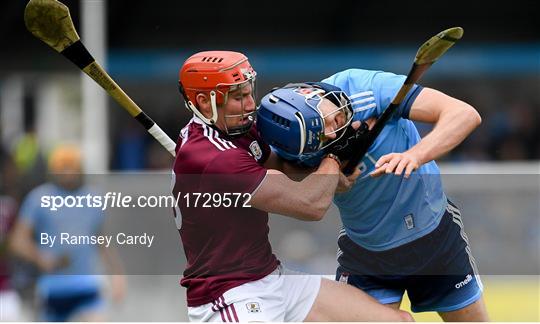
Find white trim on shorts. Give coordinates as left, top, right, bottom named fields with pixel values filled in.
left=446, top=203, right=484, bottom=292
left=187, top=265, right=322, bottom=322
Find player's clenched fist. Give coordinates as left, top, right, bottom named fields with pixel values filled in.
left=371, top=152, right=420, bottom=178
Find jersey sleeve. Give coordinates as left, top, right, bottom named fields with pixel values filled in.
left=371, top=71, right=423, bottom=120
left=322, top=69, right=422, bottom=120
left=201, top=149, right=268, bottom=195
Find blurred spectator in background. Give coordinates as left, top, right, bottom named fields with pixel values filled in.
left=113, top=123, right=148, bottom=170
left=1, top=149, right=23, bottom=321
left=146, top=142, right=173, bottom=170
left=0, top=195, right=22, bottom=321
left=8, top=145, right=126, bottom=321
left=1, top=147, right=20, bottom=199
left=11, top=129, right=47, bottom=196
left=486, top=100, right=539, bottom=160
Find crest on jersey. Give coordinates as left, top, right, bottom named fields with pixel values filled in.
left=249, top=141, right=263, bottom=160
left=246, top=302, right=261, bottom=313
left=404, top=214, right=415, bottom=230
left=338, top=272, right=349, bottom=284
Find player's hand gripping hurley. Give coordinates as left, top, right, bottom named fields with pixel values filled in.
left=342, top=27, right=464, bottom=174
left=24, top=0, right=177, bottom=157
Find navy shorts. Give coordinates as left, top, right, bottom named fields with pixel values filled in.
left=41, top=289, right=103, bottom=321
left=336, top=201, right=483, bottom=313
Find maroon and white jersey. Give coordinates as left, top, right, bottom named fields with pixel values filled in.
left=172, top=117, right=279, bottom=307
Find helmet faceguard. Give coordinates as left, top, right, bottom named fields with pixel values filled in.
left=257, top=83, right=353, bottom=159
left=219, top=79, right=257, bottom=136
left=179, top=51, right=257, bottom=135
left=300, top=83, right=353, bottom=145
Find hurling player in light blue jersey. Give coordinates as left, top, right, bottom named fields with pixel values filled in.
left=257, top=69, right=489, bottom=321
left=9, top=145, right=125, bottom=321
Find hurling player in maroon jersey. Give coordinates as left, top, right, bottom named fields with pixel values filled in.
left=173, top=51, right=412, bottom=322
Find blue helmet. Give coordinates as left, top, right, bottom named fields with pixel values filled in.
left=257, top=82, right=353, bottom=163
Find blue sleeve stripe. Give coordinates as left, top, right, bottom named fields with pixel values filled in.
left=402, top=85, right=423, bottom=119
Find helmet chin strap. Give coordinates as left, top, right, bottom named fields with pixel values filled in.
left=224, top=112, right=255, bottom=136
left=185, top=91, right=219, bottom=124
left=209, top=91, right=219, bottom=123
left=186, top=86, right=254, bottom=136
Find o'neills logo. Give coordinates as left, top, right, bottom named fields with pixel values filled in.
left=455, top=274, right=473, bottom=289
left=249, top=141, right=263, bottom=160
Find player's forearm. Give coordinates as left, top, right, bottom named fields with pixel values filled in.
left=409, top=103, right=481, bottom=164
left=296, top=158, right=340, bottom=219
left=252, top=158, right=339, bottom=221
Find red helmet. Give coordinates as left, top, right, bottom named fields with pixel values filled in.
left=179, top=51, right=257, bottom=125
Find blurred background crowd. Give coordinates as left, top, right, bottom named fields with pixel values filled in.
left=0, top=0, right=538, bottom=321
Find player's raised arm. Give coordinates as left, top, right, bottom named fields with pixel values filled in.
left=407, top=87, right=481, bottom=163
left=371, top=87, right=481, bottom=178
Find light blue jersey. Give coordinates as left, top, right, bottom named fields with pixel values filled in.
left=19, top=183, right=105, bottom=297
left=321, top=69, right=448, bottom=251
